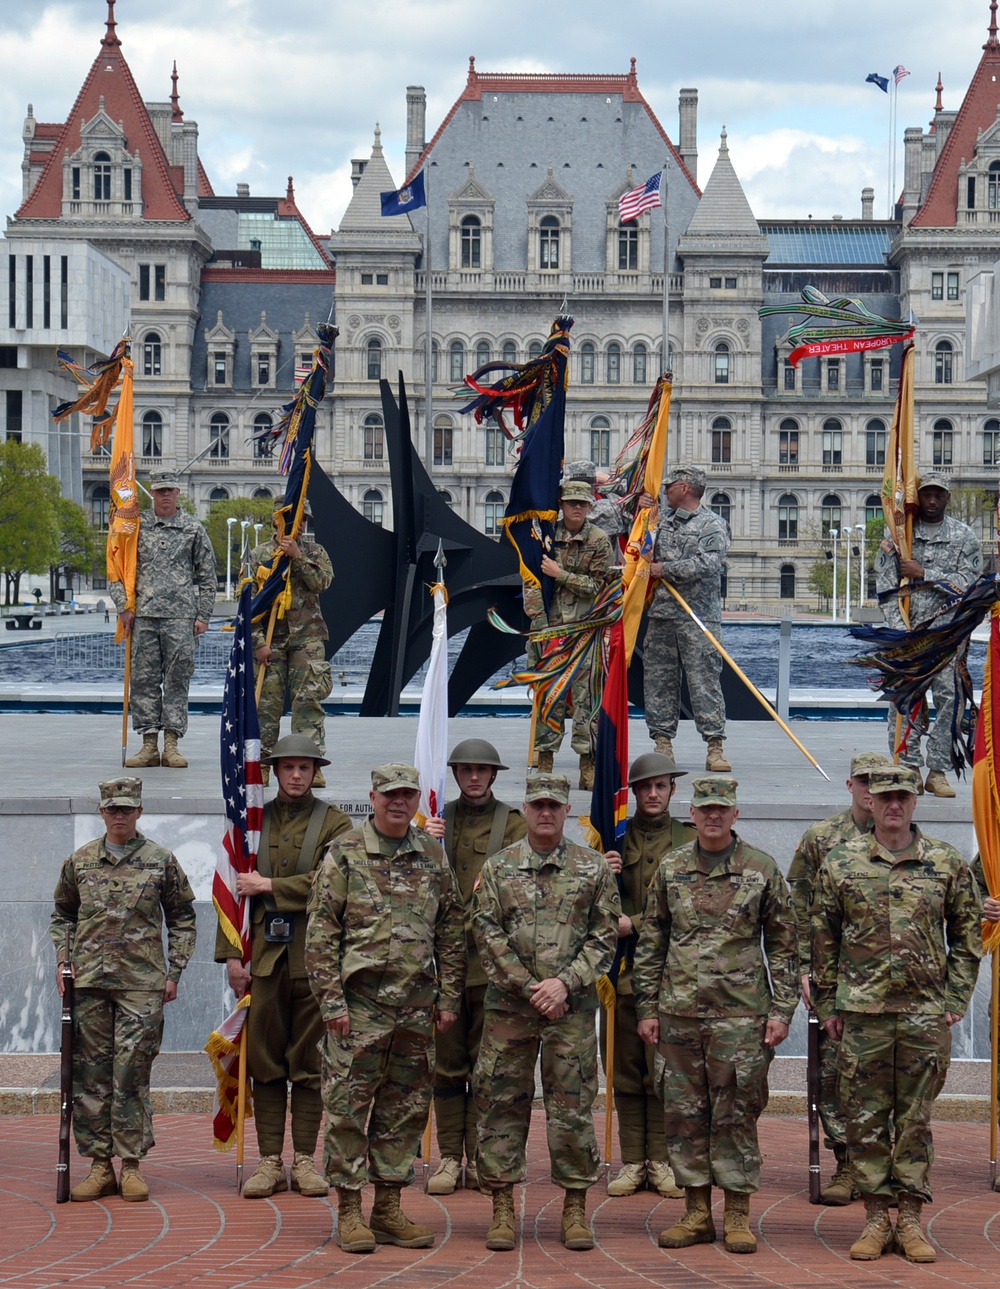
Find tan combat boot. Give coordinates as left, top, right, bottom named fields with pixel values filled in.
left=125, top=734, right=160, bottom=768
left=607, top=1161, right=646, bottom=1196
left=659, top=1185, right=715, bottom=1247
left=536, top=750, right=554, bottom=774
left=849, top=1196, right=894, bottom=1260
left=70, top=1158, right=117, bottom=1201
left=312, top=768, right=326, bottom=788
left=290, top=1151, right=328, bottom=1197
left=370, top=1183, right=434, bottom=1248
left=895, top=1195, right=936, bottom=1262
left=560, top=1188, right=594, bottom=1251
left=465, top=1160, right=480, bottom=1191
left=819, top=1150, right=858, bottom=1206
left=119, top=1159, right=149, bottom=1202
left=722, top=1190, right=756, bottom=1254
left=485, top=1184, right=516, bottom=1250
left=578, top=753, right=595, bottom=791
left=336, top=1187, right=376, bottom=1254
left=161, top=731, right=188, bottom=768
left=242, top=1155, right=288, bottom=1198
left=924, top=769, right=955, bottom=798
left=427, top=1156, right=462, bottom=1195
left=705, top=738, right=731, bottom=772
left=646, top=1160, right=684, bottom=1198
left=654, top=735, right=674, bottom=758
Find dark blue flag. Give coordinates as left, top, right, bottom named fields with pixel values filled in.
left=381, top=170, right=426, bottom=217
left=866, top=72, right=889, bottom=93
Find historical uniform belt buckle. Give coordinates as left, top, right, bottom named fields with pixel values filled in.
left=264, top=911, right=295, bottom=942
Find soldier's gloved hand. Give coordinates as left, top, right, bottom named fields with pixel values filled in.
left=424, top=816, right=445, bottom=840
left=764, top=1018, right=789, bottom=1048
left=435, top=1009, right=459, bottom=1033
left=637, top=1018, right=659, bottom=1047
left=226, top=958, right=251, bottom=1000
left=164, top=980, right=178, bottom=1004
left=604, top=849, right=622, bottom=875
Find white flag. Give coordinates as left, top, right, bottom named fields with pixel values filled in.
left=414, top=577, right=449, bottom=823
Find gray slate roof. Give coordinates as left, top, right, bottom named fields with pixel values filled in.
left=680, top=129, right=768, bottom=252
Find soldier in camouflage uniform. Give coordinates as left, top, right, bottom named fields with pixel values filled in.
left=788, top=750, right=890, bottom=1205
left=601, top=751, right=694, bottom=1200
left=633, top=776, right=798, bottom=1255
left=524, top=479, right=614, bottom=789
left=472, top=772, right=620, bottom=1252
left=50, top=777, right=197, bottom=1203
left=252, top=504, right=334, bottom=786
left=874, top=471, right=983, bottom=796
left=305, top=762, right=466, bottom=1254
left=563, top=458, right=627, bottom=540
left=422, top=738, right=526, bottom=1195
left=214, top=735, right=351, bottom=1200
left=811, top=764, right=980, bottom=1263
left=112, top=470, right=217, bottom=770
left=643, top=465, right=732, bottom=773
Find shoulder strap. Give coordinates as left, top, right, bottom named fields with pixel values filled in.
left=298, top=799, right=330, bottom=876
left=257, top=804, right=274, bottom=878
left=487, top=802, right=510, bottom=857
left=443, top=798, right=459, bottom=860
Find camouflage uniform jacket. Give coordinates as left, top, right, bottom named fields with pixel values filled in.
left=649, top=500, right=730, bottom=622
left=50, top=832, right=197, bottom=991
left=632, top=832, right=799, bottom=1024
left=250, top=537, right=333, bottom=650
left=616, top=811, right=696, bottom=997
left=811, top=825, right=981, bottom=1021
left=213, top=794, right=351, bottom=978
left=472, top=836, right=620, bottom=1016
left=110, top=511, right=216, bottom=621
left=522, top=519, right=613, bottom=627
left=305, top=819, right=466, bottom=1019
left=875, top=514, right=983, bottom=631
left=445, top=795, right=526, bottom=989
left=788, top=807, right=871, bottom=977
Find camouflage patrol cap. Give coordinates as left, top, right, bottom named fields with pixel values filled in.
left=868, top=765, right=922, bottom=795
left=99, top=776, right=143, bottom=808
left=563, top=459, right=598, bottom=485
left=371, top=762, right=421, bottom=793
left=148, top=469, right=182, bottom=490
left=559, top=479, right=595, bottom=505
left=917, top=470, right=951, bottom=493
left=628, top=751, right=687, bottom=784
left=690, top=775, right=739, bottom=808
left=448, top=738, right=508, bottom=770
left=665, top=464, right=708, bottom=490
left=265, top=733, right=330, bottom=767
left=849, top=751, right=891, bottom=778
left=524, top=772, right=571, bottom=805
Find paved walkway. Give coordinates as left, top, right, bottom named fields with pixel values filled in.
left=2, top=1113, right=998, bottom=1288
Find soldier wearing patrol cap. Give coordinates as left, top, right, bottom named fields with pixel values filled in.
left=113, top=469, right=217, bottom=770
left=523, top=477, right=615, bottom=790
left=305, top=762, right=466, bottom=1254
left=214, top=735, right=351, bottom=1200
left=50, top=777, right=197, bottom=1202
left=472, top=772, right=620, bottom=1252
left=811, top=762, right=980, bottom=1263
left=875, top=470, right=983, bottom=796
left=788, top=750, right=890, bottom=1205
left=562, top=458, right=627, bottom=539
left=422, top=739, right=526, bottom=1194
left=642, top=463, right=732, bottom=774
left=602, top=751, right=694, bottom=1200
left=633, top=775, right=797, bottom=1255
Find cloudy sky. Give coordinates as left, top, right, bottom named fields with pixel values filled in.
left=1, top=0, right=995, bottom=233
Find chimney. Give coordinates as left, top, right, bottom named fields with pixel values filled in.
left=678, top=87, right=698, bottom=183
left=861, top=187, right=874, bottom=220
left=901, top=127, right=924, bottom=225
left=350, top=159, right=367, bottom=188
left=236, top=182, right=249, bottom=197
left=406, top=85, right=427, bottom=179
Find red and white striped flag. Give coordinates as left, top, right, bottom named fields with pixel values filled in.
left=893, top=65, right=911, bottom=85
left=619, top=171, right=662, bottom=223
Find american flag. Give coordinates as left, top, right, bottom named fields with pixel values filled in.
left=893, top=65, right=911, bottom=85
left=619, top=171, right=663, bottom=223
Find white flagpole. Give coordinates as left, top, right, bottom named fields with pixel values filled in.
left=662, top=163, right=670, bottom=378
left=886, top=83, right=893, bottom=219
left=424, top=166, right=434, bottom=473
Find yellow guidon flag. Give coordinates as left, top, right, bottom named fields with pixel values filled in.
left=619, top=375, right=672, bottom=662
left=106, top=351, right=139, bottom=643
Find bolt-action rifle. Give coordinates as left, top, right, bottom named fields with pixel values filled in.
left=806, top=1004, right=822, bottom=1204
left=56, top=936, right=74, bottom=1203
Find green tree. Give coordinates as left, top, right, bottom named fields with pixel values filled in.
left=204, top=496, right=276, bottom=582
left=808, top=556, right=833, bottom=609
left=50, top=495, right=97, bottom=601
left=0, top=441, right=60, bottom=605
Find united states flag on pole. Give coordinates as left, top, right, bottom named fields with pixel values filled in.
left=619, top=171, right=662, bottom=223
left=893, top=65, right=911, bottom=85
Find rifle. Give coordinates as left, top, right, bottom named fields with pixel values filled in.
left=56, top=943, right=74, bottom=1203
left=806, top=1007, right=822, bottom=1204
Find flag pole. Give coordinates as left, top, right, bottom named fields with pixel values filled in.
left=423, top=166, right=434, bottom=474
left=121, top=628, right=131, bottom=767
left=235, top=1016, right=248, bottom=1193
left=661, top=163, right=670, bottom=381
left=991, top=950, right=999, bottom=1189
left=603, top=994, right=616, bottom=1183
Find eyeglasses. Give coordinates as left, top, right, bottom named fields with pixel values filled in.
left=102, top=805, right=138, bottom=816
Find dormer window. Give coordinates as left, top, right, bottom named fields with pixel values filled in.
left=989, top=162, right=1000, bottom=209
left=461, top=216, right=481, bottom=268
left=539, top=216, right=560, bottom=270
left=93, top=152, right=111, bottom=202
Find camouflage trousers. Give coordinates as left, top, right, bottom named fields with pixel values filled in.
left=433, top=983, right=485, bottom=1160
left=528, top=633, right=600, bottom=756
left=816, top=1023, right=846, bottom=1150
left=72, top=988, right=164, bottom=1161
left=320, top=994, right=433, bottom=1189
left=599, top=991, right=668, bottom=1162
left=887, top=661, right=956, bottom=772
left=839, top=1011, right=951, bottom=1201
left=644, top=616, right=726, bottom=742
left=129, top=616, right=196, bottom=737
left=474, top=1006, right=601, bottom=1191
left=657, top=1014, right=771, bottom=1194
left=256, top=633, right=331, bottom=758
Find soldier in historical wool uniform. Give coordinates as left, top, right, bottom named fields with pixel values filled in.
left=472, top=772, right=620, bottom=1253
left=112, top=470, right=217, bottom=769
left=305, top=763, right=466, bottom=1255
left=633, top=776, right=797, bottom=1255
left=602, top=752, right=694, bottom=1200
left=214, top=735, right=351, bottom=1199
left=422, top=739, right=526, bottom=1195
left=811, top=764, right=980, bottom=1263
left=875, top=471, right=983, bottom=796
left=251, top=503, right=334, bottom=786
left=642, top=464, right=732, bottom=773
left=788, top=750, right=890, bottom=1205
left=523, top=479, right=614, bottom=790
left=50, top=777, right=197, bottom=1202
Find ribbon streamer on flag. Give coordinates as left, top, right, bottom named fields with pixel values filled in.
left=759, top=286, right=913, bottom=367
left=52, top=338, right=131, bottom=452
left=974, top=603, right=1000, bottom=953
left=414, top=544, right=450, bottom=827
left=104, top=349, right=140, bottom=645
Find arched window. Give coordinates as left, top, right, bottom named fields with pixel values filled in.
left=778, top=417, right=799, bottom=465
left=633, top=342, right=647, bottom=385
left=502, top=340, right=517, bottom=365
left=485, top=425, right=506, bottom=466
left=90, top=483, right=111, bottom=530
left=714, top=341, right=730, bottom=384
left=252, top=487, right=273, bottom=500
left=437, top=489, right=454, bottom=509
left=777, top=493, right=798, bottom=540
left=590, top=416, right=611, bottom=467
left=93, top=151, right=111, bottom=202
left=539, top=216, right=560, bottom=270
left=434, top=415, right=454, bottom=467
left=461, top=215, right=482, bottom=269
left=710, top=491, right=732, bottom=528
left=865, top=493, right=882, bottom=524
left=780, top=564, right=796, bottom=600
left=484, top=489, right=505, bottom=537
left=209, top=412, right=229, bottom=459
left=141, top=410, right=162, bottom=458
left=363, top=489, right=384, bottom=526
left=363, top=412, right=384, bottom=461
left=580, top=341, right=595, bottom=385
left=989, top=161, right=1000, bottom=209
left=822, top=417, right=843, bottom=466
left=528, top=340, right=543, bottom=361
left=475, top=340, right=490, bottom=370
left=366, top=337, right=382, bottom=381
left=449, top=341, right=465, bottom=382
left=934, top=339, right=953, bottom=385
left=821, top=493, right=842, bottom=537
left=607, top=342, right=622, bottom=384
left=985, top=418, right=1000, bottom=467
left=866, top=418, right=887, bottom=467
left=618, top=223, right=637, bottom=270
left=143, top=332, right=162, bottom=377
left=209, top=486, right=230, bottom=503
left=933, top=417, right=953, bottom=466
left=711, top=416, right=732, bottom=464
left=253, top=412, right=272, bottom=458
